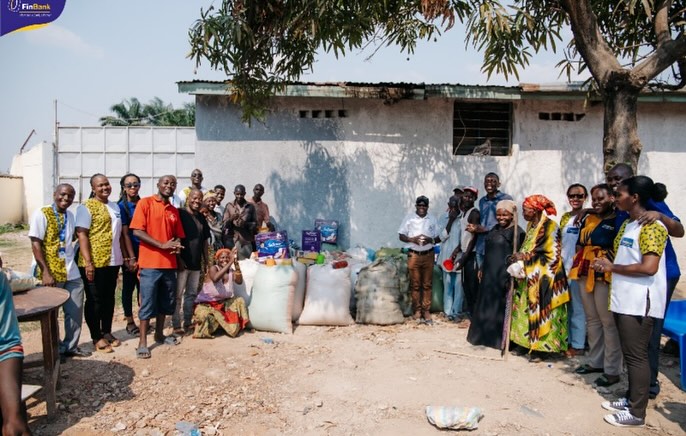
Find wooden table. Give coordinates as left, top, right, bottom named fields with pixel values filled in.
left=13, top=286, right=69, bottom=418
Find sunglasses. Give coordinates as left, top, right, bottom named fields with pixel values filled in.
left=125, top=183, right=141, bottom=188
left=567, top=194, right=585, bottom=199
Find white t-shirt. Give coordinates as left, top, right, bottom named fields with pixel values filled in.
left=75, top=200, right=124, bottom=267
left=28, top=205, right=80, bottom=281
left=560, top=214, right=581, bottom=274
left=398, top=212, right=439, bottom=252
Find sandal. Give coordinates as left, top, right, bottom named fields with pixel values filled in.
left=103, top=333, right=122, bottom=347
left=94, top=340, right=113, bottom=353
left=126, top=322, right=140, bottom=336
left=594, top=374, right=620, bottom=387
left=136, top=346, right=151, bottom=359
left=575, top=364, right=604, bottom=375
left=155, top=335, right=181, bottom=346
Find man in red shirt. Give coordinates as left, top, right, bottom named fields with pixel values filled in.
left=130, top=175, right=185, bottom=359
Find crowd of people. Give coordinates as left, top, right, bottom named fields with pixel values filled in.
left=398, top=164, right=682, bottom=428
left=0, top=163, right=681, bottom=432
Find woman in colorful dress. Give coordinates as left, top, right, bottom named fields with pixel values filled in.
left=118, top=173, right=142, bottom=336
left=593, top=176, right=668, bottom=428
left=75, top=174, right=126, bottom=353
left=467, top=200, right=524, bottom=348
left=509, top=195, right=570, bottom=360
left=193, top=248, right=249, bottom=338
left=559, top=183, right=588, bottom=357
left=569, top=184, right=623, bottom=387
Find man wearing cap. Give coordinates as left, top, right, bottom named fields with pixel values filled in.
left=399, top=196, right=440, bottom=324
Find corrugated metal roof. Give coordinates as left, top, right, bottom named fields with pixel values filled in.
left=177, top=80, right=686, bottom=102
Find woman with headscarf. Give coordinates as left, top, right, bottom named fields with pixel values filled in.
left=192, top=248, right=250, bottom=338
left=467, top=199, right=524, bottom=348
left=509, top=195, right=570, bottom=360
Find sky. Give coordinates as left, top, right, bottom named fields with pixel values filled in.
left=0, top=1, right=587, bottom=173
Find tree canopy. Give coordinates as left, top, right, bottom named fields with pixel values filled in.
left=188, top=0, right=686, bottom=170
left=99, top=97, right=195, bottom=127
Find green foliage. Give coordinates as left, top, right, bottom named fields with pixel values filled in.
left=100, top=97, right=195, bottom=126
left=187, top=0, right=686, bottom=121
left=0, top=223, right=28, bottom=236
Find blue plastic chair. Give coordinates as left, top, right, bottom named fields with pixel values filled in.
left=663, top=299, right=686, bottom=391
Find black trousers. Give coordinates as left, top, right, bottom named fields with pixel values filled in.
left=615, top=313, right=654, bottom=419
left=80, top=266, right=119, bottom=342
left=461, top=252, right=479, bottom=314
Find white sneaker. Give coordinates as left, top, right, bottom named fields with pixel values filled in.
left=601, top=397, right=629, bottom=412
left=603, top=410, right=645, bottom=427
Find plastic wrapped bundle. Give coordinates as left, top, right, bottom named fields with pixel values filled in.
left=354, top=258, right=405, bottom=325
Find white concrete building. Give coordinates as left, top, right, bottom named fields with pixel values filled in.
left=178, top=81, right=686, bottom=273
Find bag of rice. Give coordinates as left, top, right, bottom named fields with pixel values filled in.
left=248, top=264, right=296, bottom=333
left=298, top=264, right=353, bottom=326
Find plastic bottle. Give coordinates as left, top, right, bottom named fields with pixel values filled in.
left=175, top=421, right=199, bottom=436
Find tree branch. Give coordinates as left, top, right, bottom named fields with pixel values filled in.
left=558, top=0, right=622, bottom=86
left=634, top=34, right=686, bottom=82
left=655, top=0, right=673, bottom=48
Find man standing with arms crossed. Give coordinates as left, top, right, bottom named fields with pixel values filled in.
left=28, top=183, right=91, bottom=362
left=130, top=175, right=185, bottom=358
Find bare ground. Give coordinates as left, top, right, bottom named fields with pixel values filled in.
left=4, top=231, right=685, bottom=435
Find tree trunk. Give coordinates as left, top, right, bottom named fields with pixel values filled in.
left=601, top=71, right=645, bottom=174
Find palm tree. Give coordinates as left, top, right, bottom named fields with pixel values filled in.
left=100, top=97, right=195, bottom=126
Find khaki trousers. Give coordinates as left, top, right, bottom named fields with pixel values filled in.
left=579, top=280, right=623, bottom=376
left=408, top=251, right=433, bottom=314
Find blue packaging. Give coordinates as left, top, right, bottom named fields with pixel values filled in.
left=255, top=230, right=290, bottom=259
left=302, top=230, right=321, bottom=252
left=314, top=219, right=339, bottom=244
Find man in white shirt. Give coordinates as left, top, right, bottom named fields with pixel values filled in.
left=28, top=184, right=91, bottom=362
left=398, top=195, right=440, bottom=324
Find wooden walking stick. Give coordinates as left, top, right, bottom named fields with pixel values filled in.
left=501, top=206, right=520, bottom=360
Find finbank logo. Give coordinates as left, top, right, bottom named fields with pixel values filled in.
left=1, top=0, right=65, bottom=36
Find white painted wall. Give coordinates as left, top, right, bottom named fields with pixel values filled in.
left=0, top=175, right=24, bottom=224
left=9, top=141, right=54, bottom=221
left=194, top=95, right=686, bottom=282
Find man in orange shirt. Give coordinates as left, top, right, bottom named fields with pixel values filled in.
left=130, top=175, right=185, bottom=359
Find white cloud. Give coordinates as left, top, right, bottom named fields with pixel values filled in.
left=24, top=24, right=105, bottom=59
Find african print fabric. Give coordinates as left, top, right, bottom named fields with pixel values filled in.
left=510, top=215, right=570, bottom=352
left=78, top=199, right=112, bottom=268
left=38, top=206, right=68, bottom=282
left=192, top=296, right=249, bottom=338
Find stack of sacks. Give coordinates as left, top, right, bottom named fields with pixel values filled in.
left=248, top=263, right=297, bottom=333
left=234, top=258, right=260, bottom=305
left=375, top=249, right=412, bottom=316
left=354, top=258, right=405, bottom=325
left=298, top=263, right=354, bottom=326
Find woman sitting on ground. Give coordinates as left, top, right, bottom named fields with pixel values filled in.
left=467, top=200, right=524, bottom=349
left=193, top=248, right=249, bottom=338
left=569, top=184, right=623, bottom=387
left=509, top=195, right=570, bottom=361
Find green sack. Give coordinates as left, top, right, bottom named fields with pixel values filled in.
left=431, top=265, right=444, bottom=313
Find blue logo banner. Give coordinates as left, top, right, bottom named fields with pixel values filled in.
left=1, top=0, right=66, bottom=36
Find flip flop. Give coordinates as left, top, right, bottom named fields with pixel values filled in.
left=155, top=335, right=181, bottom=346
left=94, top=341, right=113, bottom=353
left=136, top=346, right=151, bottom=359
left=103, top=334, right=122, bottom=347
left=575, top=364, right=604, bottom=375
left=126, top=323, right=140, bottom=336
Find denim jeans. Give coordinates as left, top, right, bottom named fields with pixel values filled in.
left=567, top=279, right=587, bottom=349
left=57, top=277, right=85, bottom=354
left=443, top=271, right=464, bottom=318
left=173, top=269, right=201, bottom=329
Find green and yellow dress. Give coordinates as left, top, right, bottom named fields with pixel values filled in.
left=510, top=214, right=570, bottom=352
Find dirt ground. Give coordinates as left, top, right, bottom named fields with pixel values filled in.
left=3, top=230, right=685, bottom=435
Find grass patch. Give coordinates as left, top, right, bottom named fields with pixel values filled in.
left=0, top=223, right=28, bottom=235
